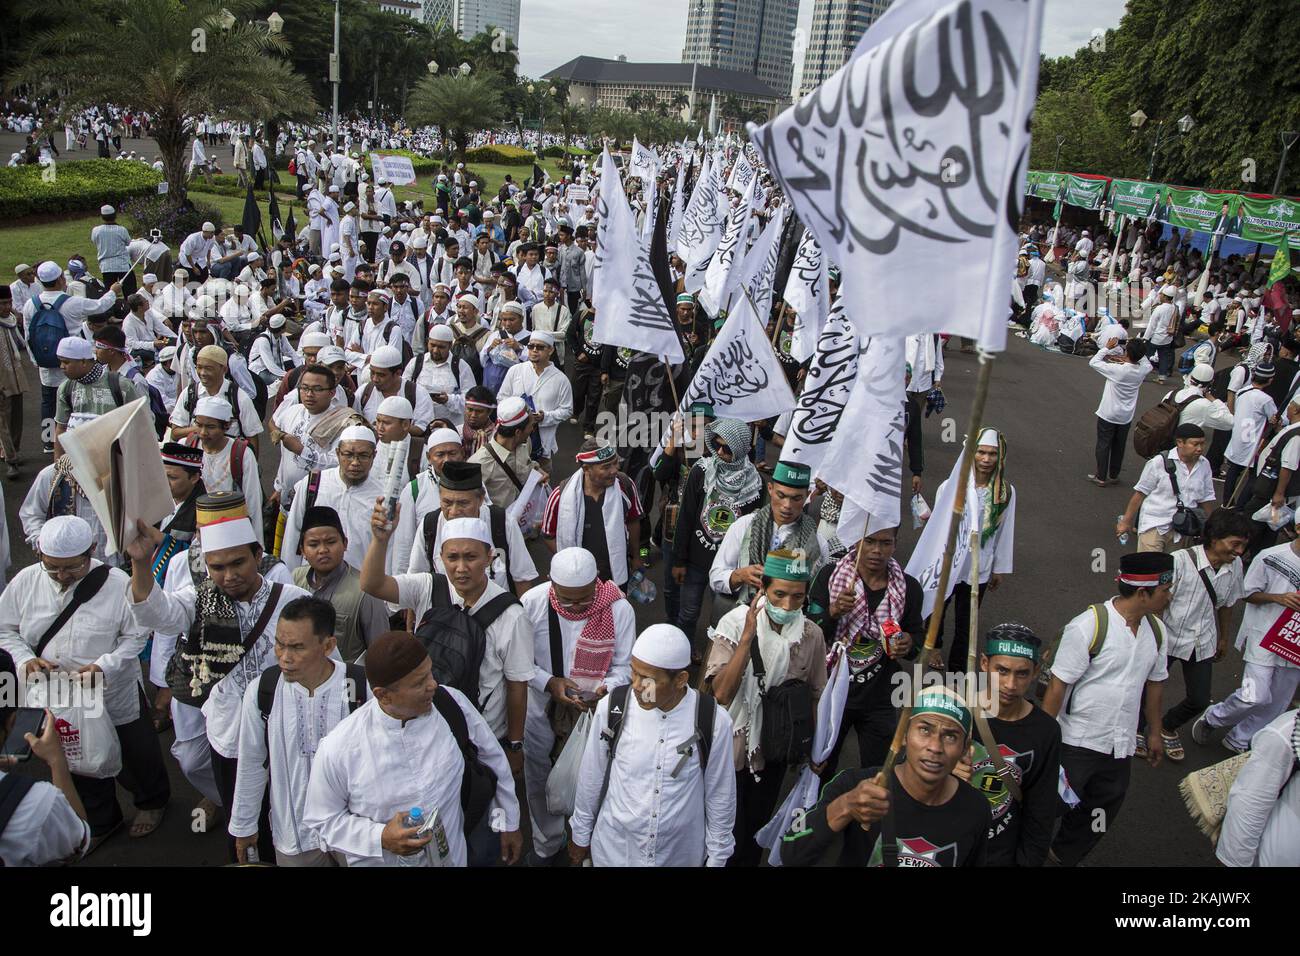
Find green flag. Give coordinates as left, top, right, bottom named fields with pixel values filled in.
left=1269, top=237, right=1293, bottom=286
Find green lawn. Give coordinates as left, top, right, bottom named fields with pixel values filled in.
left=0, top=159, right=572, bottom=277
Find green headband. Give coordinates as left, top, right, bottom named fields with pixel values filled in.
left=910, top=687, right=972, bottom=736
left=762, top=550, right=811, bottom=582
left=676, top=293, right=696, bottom=306
left=772, top=461, right=811, bottom=489
left=985, top=637, right=1039, bottom=663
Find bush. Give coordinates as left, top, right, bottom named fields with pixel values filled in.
left=464, top=144, right=536, bottom=166
left=119, top=195, right=225, bottom=246
left=0, top=159, right=163, bottom=218
left=367, top=148, right=439, bottom=175
left=541, top=145, right=591, bottom=158
left=188, top=173, right=299, bottom=200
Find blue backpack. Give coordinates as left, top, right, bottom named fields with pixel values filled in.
left=29, top=294, right=71, bottom=369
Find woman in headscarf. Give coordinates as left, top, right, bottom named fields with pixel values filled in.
left=918, top=427, right=1016, bottom=673
left=668, top=418, right=766, bottom=660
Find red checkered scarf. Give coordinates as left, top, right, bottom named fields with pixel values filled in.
left=549, top=578, right=623, bottom=682
left=828, top=552, right=906, bottom=646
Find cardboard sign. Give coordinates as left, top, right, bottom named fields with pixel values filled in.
left=369, top=153, right=416, bottom=186
left=1261, top=608, right=1300, bottom=666
left=565, top=184, right=590, bottom=206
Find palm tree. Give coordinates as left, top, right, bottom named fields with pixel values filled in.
left=408, top=73, right=504, bottom=160
left=7, top=0, right=315, bottom=203
left=671, top=92, right=691, bottom=113
left=626, top=92, right=645, bottom=113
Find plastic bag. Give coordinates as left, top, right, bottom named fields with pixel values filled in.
left=1252, top=502, right=1295, bottom=532
left=910, top=493, right=932, bottom=529
left=26, top=673, right=122, bottom=779
left=545, top=710, right=592, bottom=816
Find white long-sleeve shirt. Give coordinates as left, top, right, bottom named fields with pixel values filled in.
left=302, top=689, right=520, bottom=867
left=19, top=463, right=111, bottom=562
left=905, top=334, right=944, bottom=394
left=270, top=401, right=341, bottom=497
left=1217, top=709, right=1300, bottom=866
left=22, top=288, right=117, bottom=388
left=496, top=362, right=573, bottom=457
left=405, top=502, right=536, bottom=591
left=519, top=584, right=634, bottom=695
left=1090, top=346, right=1152, bottom=425
left=231, top=659, right=355, bottom=856
left=0, top=562, right=148, bottom=724
left=1163, top=385, right=1234, bottom=433
left=708, top=511, right=829, bottom=597
left=128, top=577, right=311, bottom=758
left=281, top=467, right=389, bottom=572
left=402, top=354, right=475, bottom=428
left=569, top=688, right=736, bottom=866
left=249, top=331, right=300, bottom=379
left=1234, top=542, right=1300, bottom=671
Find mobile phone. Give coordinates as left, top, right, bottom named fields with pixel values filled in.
left=1, top=708, right=47, bottom=761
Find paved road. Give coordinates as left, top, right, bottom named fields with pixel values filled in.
left=1, top=329, right=1235, bottom=866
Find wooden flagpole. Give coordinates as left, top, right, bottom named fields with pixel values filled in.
left=876, top=351, right=996, bottom=786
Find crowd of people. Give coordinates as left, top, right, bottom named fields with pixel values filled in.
left=1, top=123, right=1299, bottom=872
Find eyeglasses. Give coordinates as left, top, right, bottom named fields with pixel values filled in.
left=41, top=556, right=90, bottom=578
left=337, top=451, right=374, bottom=462
left=526, top=343, right=549, bottom=351
left=554, top=595, right=594, bottom=610
left=299, top=385, right=332, bottom=394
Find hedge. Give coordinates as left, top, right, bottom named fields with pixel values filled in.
left=120, top=195, right=226, bottom=247
left=541, top=145, right=592, bottom=158
left=0, top=159, right=163, bottom=219
left=464, top=145, right=536, bottom=166
left=367, top=148, right=440, bottom=175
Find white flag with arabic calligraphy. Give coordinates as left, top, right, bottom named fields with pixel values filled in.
left=783, top=228, right=831, bottom=362
left=748, top=0, right=1045, bottom=352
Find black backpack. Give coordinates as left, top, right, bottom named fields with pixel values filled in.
left=748, top=636, right=814, bottom=766
left=256, top=662, right=368, bottom=768
left=597, top=684, right=715, bottom=818
left=421, top=505, right=515, bottom=592
left=414, top=573, right=519, bottom=708
left=431, top=684, right=497, bottom=835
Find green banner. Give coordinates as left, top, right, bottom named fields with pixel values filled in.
left=1237, top=195, right=1300, bottom=252
left=1063, top=174, right=1107, bottom=210
left=1161, top=187, right=1237, bottom=233
left=1108, top=178, right=1160, bottom=219
left=1024, top=170, right=1042, bottom=196
left=1028, top=171, right=1065, bottom=202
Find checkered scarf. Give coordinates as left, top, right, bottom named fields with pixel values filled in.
left=828, top=551, right=906, bottom=648
left=549, top=578, right=623, bottom=683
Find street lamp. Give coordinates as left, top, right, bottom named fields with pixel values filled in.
left=1177, top=114, right=1196, bottom=134
left=427, top=60, right=438, bottom=74
left=1054, top=133, right=1066, bottom=170
left=330, top=1, right=341, bottom=148
left=267, top=11, right=283, bottom=34
left=458, top=62, right=471, bottom=76
left=217, top=8, right=236, bottom=29
left=1130, top=111, right=1194, bottom=181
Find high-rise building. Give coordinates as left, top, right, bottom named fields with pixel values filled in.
left=453, top=0, right=520, bottom=47
left=681, top=0, right=799, bottom=101
left=421, top=0, right=455, bottom=29
left=797, top=0, right=891, bottom=97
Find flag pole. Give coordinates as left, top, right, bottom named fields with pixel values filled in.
left=769, top=300, right=789, bottom=347
left=876, top=350, right=996, bottom=785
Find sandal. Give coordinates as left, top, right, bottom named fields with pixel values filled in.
left=1135, top=733, right=1148, bottom=759
left=1163, top=731, right=1186, bottom=762
left=130, top=807, right=166, bottom=839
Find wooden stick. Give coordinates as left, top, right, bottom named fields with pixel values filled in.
left=878, top=351, right=996, bottom=781
left=769, top=301, right=789, bottom=347
left=965, top=524, right=981, bottom=706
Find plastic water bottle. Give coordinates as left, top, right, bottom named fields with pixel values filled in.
left=1117, top=515, right=1130, bottom=547
left=398, top=807, right=428, bottom=867
left=627, top=569, right=656, bottom=604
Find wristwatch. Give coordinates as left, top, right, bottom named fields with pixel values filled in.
left=504, top=740, right=524, bottom=753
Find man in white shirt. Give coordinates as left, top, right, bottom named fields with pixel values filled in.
left=1117, top=424, right=1218, bottom=553
left=1089, top=337, right=1153, bottom=486
left=1223, top=361, right=1279, bottom=507
left=249, top=314, right=299, bottom=384
left=122, top=293, right=175, bottom=353
left=1163, top=362, right=1234, bottom=437
left=496, top=330, right=573, bottom=464
left=169, top=344, right=264, bottom=449
left=568, top=623, right=736, bottom=867
left=281, top=426, right=387, bottom=572
left=1194, top=524, right=1300, bottom=755
left=148, top=344, right=180, bottom=413
left=1139, top=509, right=1249, bottom=762
left=185, top=395, right=265, bottom=547
left=0, top=516, right=170, bottom=847
left=404, top=324, right=475, bottom=429
left=302, top=630, right=523, bottom=867
left=178, top=222, right=217, bottom=280
left=231, top=596, right=358, bottom=866
left=1216, top=708, right=1300, bottom=866
left=10, top=263, right=38, bottom=316
left=90, top=204, right=134, bottom=294
left=306, top=183, right=326, bottom=257
left=345, top=292, right=405, bottom=359
left=0, top=697, right=91, bottom=866
left=1240, top=398, right=1300, bottom=540
left=519, top=547, right=636, bottom=865
left=1042, top=552, right=1171, bottom=866
left=1143, top=284, right=1180, bottom=385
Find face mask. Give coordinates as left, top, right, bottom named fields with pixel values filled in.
left=765, top=604, right=802, bottom=629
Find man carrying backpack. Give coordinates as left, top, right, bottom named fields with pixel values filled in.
left=23, top=261, right=122, bottom=454
left=52, top=336, right=141, bottom=459
left=231, top=597, right=357, bottom=866
left=569, top=624, right=736, bottom=867
left=1042, top=552, right=1172, bottom=866
left=1116, top=423, right=1218, bottom=554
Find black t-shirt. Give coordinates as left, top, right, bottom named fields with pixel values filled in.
left=968, top=704, right=1061, bottom=867
left=807, top=565, right=924, bottom=713
left=600, top=344, right=632, bottom=380
left=782, top=766, right=991, bottom=867
left=670, top=463, right=765, bottom=571
left=581, top=491, right=613, bottom=581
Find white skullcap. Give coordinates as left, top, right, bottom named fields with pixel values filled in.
left=100, top=204, right=115, bottom=216
left=200, top=517, right=257, bottom=554
left=499, top=301, right=524, bottom=317
left=39, top=515, right=94, bottom=558
left=56, top=337, right=95, bottom=360
left=497, top=396, right=529, bottom=427
left=337, top=425, right=377, bottom=445
left=440, top=517, right=492, bottom=546
left=344, top=201, right=356, bottom=212
left=632, top=624, right=692, bottom=671
left=159, top=345, right=177, bottom=362
left=428, top=324, right=455, bottom=343
left=317, top=345, right=346, bottom=364
left=194, top=395, right=233, bottom=421
left=429, top=427, right=461, bottom=447
left=301, top=331, right=331, bottom=349
left=1161, top=284, right=1177, bottom=296
left=456, top=291, right=482, bottom=312
left=977, top=428, right=1000, bottom=448
left=37, top=261, right=62, bottom=282
left=269, top=313, right=287, bottom=329
left=308, top=263, right=321, bottom=274
left=202, top=221, right=215, bottom=232
left=1190, top=363, right=1215, bottom=383
left=551, top=547, right=598, bottom=587
left=370, top=346, right=403, bottom=369
left=412, top=234, right=428, bottom=249
left=529, top=329, right=555, bottom=348
left=14, top=263, right=31, bottom=274
left=376, top=395, right=414, bottom=419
